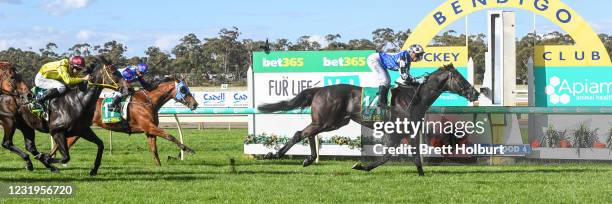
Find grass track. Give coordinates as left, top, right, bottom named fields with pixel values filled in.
left=0, top=128, right=611, bottom=203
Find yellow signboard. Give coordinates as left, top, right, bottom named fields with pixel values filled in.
left=412, top=46, right=468, bottom=68
left=403, top=0, right=611, bottom=65
left=535, top=45, right=609, bottom=67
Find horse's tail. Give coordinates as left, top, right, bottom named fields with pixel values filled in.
left=257, top=87, right=321, bottom=113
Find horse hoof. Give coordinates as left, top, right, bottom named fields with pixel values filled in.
left=185, top=148, right=196, bottom=155
left=351, top=163, right=369, bottom=171
left=50, top=167, right=60, bottom=173
left=89, top=169, right=98, bottom=176
left=303, top=157, right=315, bottom=167
left=263, top=152, right=275, bottom=160
left=26, top=163, right=34, bottom=171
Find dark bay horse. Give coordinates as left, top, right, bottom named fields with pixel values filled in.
left=49, top=77, right=199, bottom=166
left=1, top=57, right=128, bottom=175
left=258, top=64, right=479, bottom=176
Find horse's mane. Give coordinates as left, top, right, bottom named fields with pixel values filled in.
left=391, top=64, right=456, bottom=106
left=149, top=76, right=177, bottom=89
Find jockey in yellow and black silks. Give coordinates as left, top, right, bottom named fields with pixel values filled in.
left=34, top=56, right=91, bottom=104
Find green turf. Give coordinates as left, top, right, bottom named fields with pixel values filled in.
left=0, top=128, right=611, bottom=203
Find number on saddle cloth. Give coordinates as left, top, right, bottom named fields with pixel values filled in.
left=101, top=94, right=129, bottom=124
left=360, top=87, right=391, bottom=121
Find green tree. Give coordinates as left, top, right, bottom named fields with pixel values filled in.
left=97, top=40, right=127, bottom=65
left=347, top=39, right=377, bottom=50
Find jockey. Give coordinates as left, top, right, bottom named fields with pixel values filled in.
left=366, top=44, right=425, bottom=109
left=34, top=56, right=90, bottom=105
left=109, top=63, right=153, bottom=111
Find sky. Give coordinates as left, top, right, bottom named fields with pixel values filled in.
left=1, top=0, right=611, bottom=57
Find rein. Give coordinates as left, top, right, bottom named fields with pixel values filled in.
left=402, top=71, right=454, bottom=112
left=129, top=89, right=154, bottom=107
left=87, top=65, right=119, bottom=90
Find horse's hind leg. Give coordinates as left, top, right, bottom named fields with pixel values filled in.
left=144, top=125, right=195, bottom=155
left=352, top=133, right=403, bottom=171
left=146, top=135, right=162, bottom=166
left=302, top=119, right=350, bottom=167
left=19, top=126, right=59, bottom=172
left=302, top=136, right=318, bottom=167
left=78, top=128, right=104, bottom=176
left=264, top=123, right=324, bottom=160
left=412, top=133, right=424, bottom=176
left=1, top=119, right=33, bottom=171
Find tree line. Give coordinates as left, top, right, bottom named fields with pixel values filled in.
left=1, top=26, right=611, bottom=86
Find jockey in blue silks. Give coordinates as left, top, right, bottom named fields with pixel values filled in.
left=366, top=44, right=425, bottom=109
left=110, top=63, right=154, bottom=111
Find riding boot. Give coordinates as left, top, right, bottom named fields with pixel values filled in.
left=35, top=88, right=60, bottom=104
left=378, top=85, right=390, bottom=110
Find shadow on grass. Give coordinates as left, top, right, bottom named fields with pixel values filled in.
left=421, top=168, right=606, bottom=175
left=0, top=167, right=29, bottom=172
left=0, top=175, right=213, bottom=183
left=182, top=159, right=332, bottom=167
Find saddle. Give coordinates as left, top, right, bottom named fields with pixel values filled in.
left=361, top=78, right=424, bottom=122
left=29, top=87, right=49, bottom=119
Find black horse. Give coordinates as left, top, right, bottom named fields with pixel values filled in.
left=258, top=64, right=479, bottom=176
left=0, top=56, right=127, bottom=175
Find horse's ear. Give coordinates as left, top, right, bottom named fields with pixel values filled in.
left=95, top=55, right=110, bottom=65
left=183, top=76, right=189, bottom=85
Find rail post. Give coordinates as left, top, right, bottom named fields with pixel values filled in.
left=174, top=114, right=185, bottom=160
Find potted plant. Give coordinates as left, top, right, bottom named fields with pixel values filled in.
left=538, top=125, right=566, bottom=148
left=606, top=126, right=612, bottom=152
left=593, top=140, right=607, bottom=148
left=571, top=122, right=599, bottom=156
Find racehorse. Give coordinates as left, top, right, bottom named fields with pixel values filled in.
left=0, top=56, right=128, bottom=176
left=49, top=76, right=199, bottom=166
left=257, top=64, right=479, bottom=176
left=0, top=61, right=43, bottom=171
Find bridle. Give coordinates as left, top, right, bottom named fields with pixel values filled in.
left=87, top=64, right=120, bottom=90
left=403, top=68, right=460, bottom=112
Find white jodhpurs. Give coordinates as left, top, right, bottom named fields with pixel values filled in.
left=367, top=53, right=391, bottom=87
left=35, top=73, right=66, bottom=93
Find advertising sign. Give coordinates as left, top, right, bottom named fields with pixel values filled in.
left=162, top=91, right=250, bottom=108
left=247, top=49, right=470, bottom=156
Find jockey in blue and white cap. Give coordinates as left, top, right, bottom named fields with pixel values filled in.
left=110, top=63, right=154, bottom=111
left=366, top=44, right=425, bottom=109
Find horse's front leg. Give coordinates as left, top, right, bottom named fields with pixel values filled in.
left=352, top=133, right=402, bottom=171
left=46, top=132, right=71, bottom=165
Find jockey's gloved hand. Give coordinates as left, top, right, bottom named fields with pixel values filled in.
left=401, top=73, right=410, bottom=80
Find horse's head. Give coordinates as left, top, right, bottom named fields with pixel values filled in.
left=431, top=64, right=479, bottom=102
left=87, top=56, right=128, bottom=91
left=0, top=61, right=17, bottom=94
left=172, top=75, right=198, bottom=111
